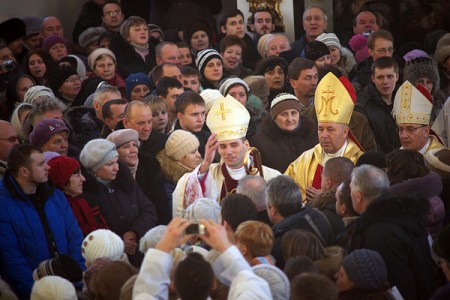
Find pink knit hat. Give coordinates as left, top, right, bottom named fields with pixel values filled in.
left=349, top=34, right=369, bottom=63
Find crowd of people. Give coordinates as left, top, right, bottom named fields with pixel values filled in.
left=0, top=0, right=450, bottom=299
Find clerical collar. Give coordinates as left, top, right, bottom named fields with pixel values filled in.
left=418, top=138, right=431, bottom=155
left=323, top=140, right=348, bottom=165
left=225, top=165, right=246, bottom=180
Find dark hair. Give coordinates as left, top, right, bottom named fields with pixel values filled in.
left=371, top=56, right=399, bottom=74
left=102, top=0, right=122, bottom=14
left=221, top=193, right=257, bottom=231
left=219, top=34, right=246, bottom=53
left=250, top=7, right=274, bottom=25
left=174, top=252, right=214, bottom=300
left=180, top=65, right=200, bottom=77
left=218, top=9, right=245, bottom=28
left=337, top=179, right=356, bottom=216
left=255, top=56, right=288, bottom=77
left=291, top=273, right=338, bottom=300
left=8, top=144, right=42, bottom=178
left=288, top=57, right=316, bottom=81
left=156, top=76, right=183, bottom=98
left=102, top=98, right=128, bottom=120
left=385, top=149, right=429, bottom=185
left=175, top=91, right=205, bottom=114
left=23, top=49, right=55, bottom=80
left=284, top=256, right=319, bottom=281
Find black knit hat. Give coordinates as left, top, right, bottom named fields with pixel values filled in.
left=184, top=21, right=213, bottom=46
left=404, top=56, right=440, bottom=93
left=48, top=65, right=78, bottom=93
left=0, top=18, right=26, bottom=44
left=254, top=56, right=288, bottom=76
left=305, top=41, right=330, bottom=62
left=342, top=249, right=387, bottom=289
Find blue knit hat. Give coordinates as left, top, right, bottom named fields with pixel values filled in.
left=342, top=249, right=387, bottom=289
left=125, top=73, right=151, bottom=98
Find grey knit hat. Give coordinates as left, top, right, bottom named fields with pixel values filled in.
left=253, top=264, right=290, bottom=300
left=78, top=27, right=107, bottom=49
left=80, top=139, right=118, bottom=172
left=403, top=56, right=440, bottom=93
left=24, top=86, right=55, bottom=104
left=342, top=249, right=387, bottom=289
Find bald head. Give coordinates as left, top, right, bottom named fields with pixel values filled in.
left=123, top=101, right=153, bottom=141
left=0, top=120, right=20, bottom=162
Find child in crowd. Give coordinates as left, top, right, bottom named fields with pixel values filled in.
left=235, top=220, right=275, bottom=266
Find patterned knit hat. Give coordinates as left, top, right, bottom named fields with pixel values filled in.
left=305, top=41, right=330, bottom=62
left=125, top=73, right=151, bottom=98
left=270, top=93, right=301, bottom=120
left=403, top=56, right=440, bottom=93
left=200, top=89, right=223, bottom=113
left=165, top=130, right=200, bottom=161
left=79, top=139, right=118, bottom=172
left=29, top=118, right=69, bottom=148
left=24, top=86, right=55, bottom=104
left=342, top=249, right=387, bottom=289
left=47, top=156, right=81, bottom=190
left=195, top=49, right=222, bottom=78
left=31, top=276, right=77, bottom=300
left=219, top=77, right=250, bottom=96
left=316, top=33, right=341, bottom=50
left=81, top=229, right=125, bottom=264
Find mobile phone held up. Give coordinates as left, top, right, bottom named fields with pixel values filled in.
left=185, top=223, right=207, bottom=235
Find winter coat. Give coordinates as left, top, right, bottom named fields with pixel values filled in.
left=337, top=47, right=357, bottom=77
left=0, top=171, right=85, bottom=299
left=349, top=57, right=373, bottom=94
left=310, top=188, right=345, bottom=238
left=350, top=193, right=434, bottom=300
left=355, top=83, right=400, bottom=154
left=390, top=172, right=445, bottom=238
left=249, top=114, right=318, bottom=173
left=271, top=206, right=334, bottom=269
left=65, top=106, right=103, bottom=150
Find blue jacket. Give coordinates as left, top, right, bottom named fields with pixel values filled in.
left=0, top=172, right=85, bottom=299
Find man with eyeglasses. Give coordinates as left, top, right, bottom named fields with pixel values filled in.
left=349, top=29, right=395, bottom=93
left=0, top=121, right=20, bottom=178
left=101, top=1, right=124, bottom=34
left=393, top=81, right=445, bottom=156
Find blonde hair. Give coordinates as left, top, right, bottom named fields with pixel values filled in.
left=235, top=221, right=274, bottom=257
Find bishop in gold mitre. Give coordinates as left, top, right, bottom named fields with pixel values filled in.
left=172, top=95, right=281, bottom=217
left=285, top=72, right=365, bottom=203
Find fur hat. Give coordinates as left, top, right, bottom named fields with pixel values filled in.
left=200, top=89, right=223, bottom=113
left=24, top=86, right=55, bottom=104
left=139, top=225, right=167, bottom=253
left=349, top=34, right=369, bottom=63
left=404, top=56, right=440, bottom=92
left=342, top=249, right=387, bottom=289
left=165, top=130, right=200, bottom=161
left=33, top=255, right=83, bottom=282
left=31, top=276, right=77, bottom=300
left=80, top=139, right=118, bottom=172
left=305, top=41, right=330, bottom=62
left=107, top=128, right=139, bottom=148
left=48, top=65, right=78, bottom=93
left=253, top=264, right=290, bottom=300
left=22, top=17, right=42, bottom=39
left=0, top=18, right=26, bottom=44
left=82, top=229, right=125, bottom=264
left=29, top=118, right=69, bottom=148
left=316, top=33, right=341, bottom=50
left=219, top=77, right=250, bottom=96
left=181, top=197, right=221, bottom=223
left=42, top=35, right=70, bottom=52
left=254, top=56, right=288, bottom=76
left=425, top=148, right=450, bottom=179
left=78, top=26, right=107, bottom=49
left=270, top=93, right=301, bottom=120
left=195, top=49, right=222, bottom=77
left=88, top=48, right=116, bottom=70
left=125, top=73, right=151, bottom=98
left=47, top=156, right=81, bottom=190
left=184, top=21, right=212, bottom=47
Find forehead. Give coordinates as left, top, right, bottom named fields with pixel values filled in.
left=219, top=138, right=243, bottom=146
left=357, top=11, right=376, bottom=21
left=30, top=151, right=45, bottom=163
left=225, top=44, right=242, bottom=51
left=255, top=11, right=272, bottom=19
left=318, top=122, right=343, bottom=129
left=0, top=123, right=16, bottom=137
left=44, top=17, right=62, bottom=27
left=130, top=106, right=151, bottom=120
left=228, top=84, right=246, bottom=92
left=373, top=38, right=392, bottom=48
left=268, top=36, right=288, bottom=45
left=185, top=103, right=205, bottom=112
left=103, top=3, right=120, bottom=12
left=110, top=103, right=127, bottom=112
left=373, top=66, right=396, bottom=75
left=179, top=47, right=190, bottom=54
left=304, top=7, right=323, bottom=18
left=226, top=14, right=244, bottom=24
left=206, top=58, right=221, bottom=65
left=163, top=65, right=181, bottom=76
left=299, top=67, right=318, bottom=77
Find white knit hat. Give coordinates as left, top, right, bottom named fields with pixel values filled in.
left=316, top=33, right=342, bottom=50
left=139, top=225, right=167, bottom=253
left=181, top=197, right=221, bottom=223
left=165, top=130, right=200, bottom=161
left=31, top=276, right=77, bottom=300
left=195, top=49, right=222, bottom=76
left=80, top=139, right=118, bottom=172
left=200, top=89, right=223, bottom=113
left=23, top=85, right=55, bottom=104
left=81, top=229, right=125, bottom=264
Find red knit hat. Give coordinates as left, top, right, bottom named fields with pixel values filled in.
left=48, top=156, right=81, bottom=189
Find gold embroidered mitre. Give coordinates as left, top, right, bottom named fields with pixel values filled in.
left=393, top=81, right=433, bottom=125
left=315, top=73, right=354, bottom=124
left=206, top=94, right=250, bottom=142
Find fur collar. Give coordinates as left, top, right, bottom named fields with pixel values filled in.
left=156, top=149, right=193, bottom=184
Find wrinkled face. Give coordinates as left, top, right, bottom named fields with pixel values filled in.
left=59, top=75, right=81, bottom=100
left=335, top=266, right=355, bottom=292
left=28, top=54, right=47, bottom=79
left=151, top=108, right=168, bottom=133
left=303, top=8, right=327, bottom=39
left=117, top=140, right=139, bottom=167
left=218, top=138, right=249, bottom=169
left=416, top=77, right=434, bottom=94
left=190, top=30, right=209, bottom=51
left=65, top=170, right=85, bottom=197
left=95, top=156, right=119, bottom=181
left=290, top=67, right=318, bottom=99
left=178, top=104, right=206, bottom=133
left=102, top=3, right=124, bottom=30
left=25, top=33, right=43, bottom=50
left=159, top=44, right=181, bottom=67
left=42, top=17, right=64, bottom=38
left=48, top=43, right=68, bottom=61
left=41, top=131, right=69, bottom=156
left=162, top=65, right=182, bottom=84
left=315, top=54, right=332, bottom=68
left=182, top=75, right=200, bottom=93
left=227, top=85, right=247, bottom=106
left=369, top=38, right=394, bottom=61
left=266, top=35, right=290, bottom=57
left=130, top=84, right=150, bottom=101
left=125, top=106, right=153, bottom=141
left=221, top=14, right=246, bottom=38
left=264, top=65, right=285, bottom=90
left=179, top=149, right=203, bottom=169
left=94, top=55, right=116, bottom=80
left=163, top=87, right=184, bottom=114
left=28, top=151, right=50, bottom=184
left=203, top=58, right=223, bottom=84
left=328, top=46, right=341, bottom=65
left=398, top=123, right=430, bottom=151
left=128, top=24, right=149, bottom=47
left=178, top=47, right=192, bottom=66
left=221, top=45, right=242, bottom=70
left=251, top=11, right=274, bottom=36
left=274, top=109, right=299, bottom=132
left=371, top=67, right=398, bottom=98
left=318, top=122, right=349, bottom=154
left=0, top=124, right=19, bottom=161
left=16, top=77, right=35, bottom=103
left=353, top=11, right=379, bottom=34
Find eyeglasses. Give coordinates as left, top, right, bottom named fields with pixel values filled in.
left=65, top=76, right=81, bottom=85
left=396, top=125, right=427, bottom=134
left=0, top=136, right=19, bottom=143
left=374, top=47, right=395, bottom=54
left=104, top=10, right=122, bottom=17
